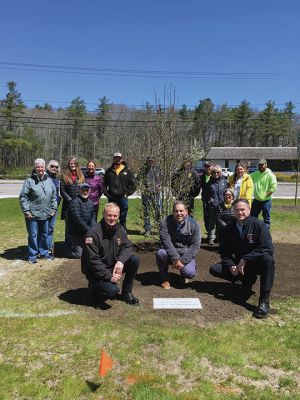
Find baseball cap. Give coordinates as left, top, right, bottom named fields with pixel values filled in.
left=204, top=161, right=213, bottom=167
left=80, top=183, right=90, bottom=191
left=258, top=158, right=267, bottom=165
left=113, top=152, right=122, bottom=158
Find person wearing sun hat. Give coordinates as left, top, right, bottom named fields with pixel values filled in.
left=250, top=158, right=277, bottom=228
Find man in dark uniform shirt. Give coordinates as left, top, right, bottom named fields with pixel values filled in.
left=209, top=199, right=275, bottom=319
left=81, top=202, right=139, bottom=308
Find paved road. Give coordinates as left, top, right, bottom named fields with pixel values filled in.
left=0, top=180, right=299, bottom=199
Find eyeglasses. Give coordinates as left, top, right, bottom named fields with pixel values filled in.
left=213, top=171, right=221, bottom=174
left=50, top=165, right=59, bottom=169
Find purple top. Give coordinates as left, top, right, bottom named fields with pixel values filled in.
left=84, top=173, right=104, bottom=205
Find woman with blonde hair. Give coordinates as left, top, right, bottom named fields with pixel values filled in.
left=60, top=157, right=85, bottom=250
left=229, top=162, right=253, bottom=205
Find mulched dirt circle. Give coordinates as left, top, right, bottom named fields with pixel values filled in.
left=45, top=243, right=300, bottom=326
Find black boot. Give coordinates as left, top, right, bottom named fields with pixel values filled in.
left=253, top=290, right=270, bottom=319
left=120, top=292, right=140, bottom=306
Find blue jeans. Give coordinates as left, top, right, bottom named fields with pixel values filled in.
left=108, top=197, right=128, bottom=229
left=142, top=193, right=161, bottom=231
left=47, top=212, right=57, bottom=250
left=207, top=207, right=218, bottom=242
left=251, top=199, right=272, bottom=228
left=25, top=218, right=49, bottom=261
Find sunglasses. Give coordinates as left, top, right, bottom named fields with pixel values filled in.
left=50, top=165, right=59, bottom=169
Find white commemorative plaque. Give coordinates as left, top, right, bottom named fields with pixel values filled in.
left=153, top=298, right=202, bottom=309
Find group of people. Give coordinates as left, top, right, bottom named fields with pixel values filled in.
left=19, top=155, right=277, bottom=319
left=200, top=159, right=277, bottom=245
left=19, top=152, right=136, bottom=262
left=81, top=197, right=275, bottom=319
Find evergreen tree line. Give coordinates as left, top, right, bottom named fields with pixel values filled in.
left=0, top=81, right=299, bottom=170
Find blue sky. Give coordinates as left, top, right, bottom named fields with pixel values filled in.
left=1, top=0, right=300, bottom=111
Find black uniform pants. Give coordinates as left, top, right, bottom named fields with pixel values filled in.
left=209, top=253, right=275, bottom=293
left=91, top=255, right=139, bottom=301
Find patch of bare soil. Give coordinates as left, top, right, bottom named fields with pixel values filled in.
left=273, top=205, right=299, bottom=211
left=41, top=242, right=300, bottom=325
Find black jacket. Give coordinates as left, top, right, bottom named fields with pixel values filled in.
left=103, top=162, right=136, bottom=199
left=204, top=176, right=228, bottom=209
left=220, top=215, right=274, bottom=268
left=81, top=219, right=133, bottom=282
left=200, top=172, right=211, bottom=201
left=67, top=196, right=96, bottom=236
left=60, top=178, right=82, bottom=220
left=216, top=202, right=235, bottom=230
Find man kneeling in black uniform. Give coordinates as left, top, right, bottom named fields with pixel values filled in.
left=81, top=202, right=139, bottom=308
left=209, top=198, right=275, bottom=319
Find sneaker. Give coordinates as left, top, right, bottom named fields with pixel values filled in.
left=184, top=278, right=192, bottom=284
left=208, top=240, right=214, bottom=246
left=28, top=259, right=37, bottom=264
left=161, top=281, right=171, bottom=289
left=253, top=302, right=270, bottom=319
left=44, top=254, right=54, bottom=260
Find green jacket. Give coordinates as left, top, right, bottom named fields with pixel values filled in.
left=251, top=168, right=277, bottom=201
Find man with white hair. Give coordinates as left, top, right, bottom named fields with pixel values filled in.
left=81, top=202, right=140, bottom=308
left=19, top=158, right=57, bottom=263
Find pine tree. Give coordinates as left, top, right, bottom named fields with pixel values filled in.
left=0, top=81, right=25, bottom=131
left=67, top=97, right=87, bottom=157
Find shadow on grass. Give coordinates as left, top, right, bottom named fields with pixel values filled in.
left=59, top=288, right=113, bottom=310
left=85, top=381, right=101, bottom=392
left=190, top=280, right=257, bottom=312
left=58, top=288, right=94, bottom=308
left=0, top=241, right=68, bottom=260
left=0, top=245, right=27, bottom=260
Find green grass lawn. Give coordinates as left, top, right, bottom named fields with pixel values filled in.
left=0, top=198, right=299, bottom=399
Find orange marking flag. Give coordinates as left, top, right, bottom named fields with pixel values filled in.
left=99, top=350, right=113, bottom=377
